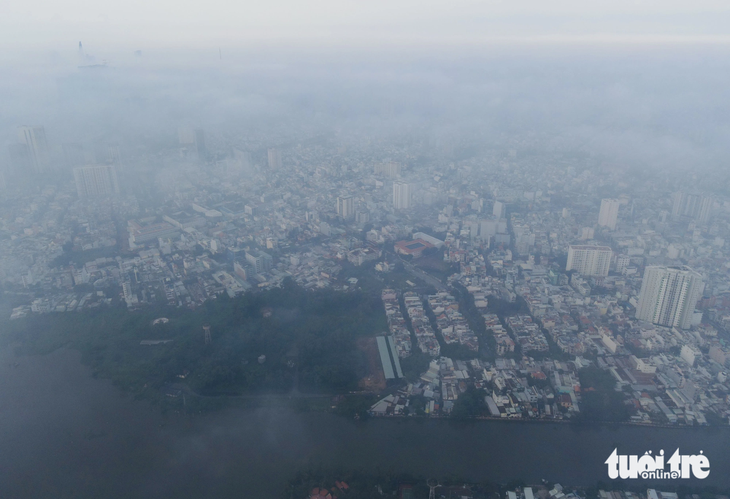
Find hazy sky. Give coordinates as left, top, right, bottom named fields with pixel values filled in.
left=3, top=0, right=730, bottom=50
left=2, top=0, right=730, bottom=177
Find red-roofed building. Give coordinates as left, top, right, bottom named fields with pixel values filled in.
left=395, top=239, right=434, bottom=257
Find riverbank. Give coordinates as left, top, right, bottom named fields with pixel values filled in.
left=364, top=412, right=721, bottom=430
left=3, top=347, right=730, bottom=498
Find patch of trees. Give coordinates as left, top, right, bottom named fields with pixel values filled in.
left=451, top=386, right=487, bottom=419
left=576, top=366, right=630, bottom=423
left=1, top=279, right=388, bottom=401
left=400, top=352, right=431, bottom=383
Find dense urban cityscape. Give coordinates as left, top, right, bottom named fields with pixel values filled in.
left=3, top=0, right=730, bottom=490
left=3, top=114, right=730, bottom=430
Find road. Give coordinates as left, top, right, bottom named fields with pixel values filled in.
left=400, top=259, right=447, bottom=291
left=382, top=248, right=447, bottom=291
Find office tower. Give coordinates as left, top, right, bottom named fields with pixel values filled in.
left=493, top=201, right=506, bottom=219
left=697, top=197, right=713, bottom=224
left=479, top=219, right=497, bottom=241
left=267, top=148, right=282, bottom=170
left=233, top=261, right=253, bottom=281
left=18, top=126, right=50, bottom=174
left=193, top=130, right=206, bottom=159
left=336, top=195, right=355, bottom=219
left=73, top=165, right=120, bottom=199
left=514, top=229, right=535, bottom=256
left=672, top=191, right=713, bottom=224
left=245, top=250, right=273, bottom=275
left=598, top=198, right=620, bottom=230
left=393, top=181, right=411, bottom=210
left=374, top=161, right=401, bottom=178
left=178, top=128, right=206, bottom=159
left=355, top=210, right=370, bottom=224
left=635, top=266, right=703, bottom=329
left=615, top=254, right=631, bottom=274
left=672, top=191, right=693, bottom=217
left=566, top=245, right=612, bottom=276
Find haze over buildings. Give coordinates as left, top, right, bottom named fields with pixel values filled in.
left=268, top=148, right=282, bottom=170
left=0, top=0, right=730, bottom=453
left=17, top=126, right=49, bottom=175
left=73, top=164, right=120, bottom=199
left=4, top=2, right=730, bottom=497
left=672, top=191, right=713, bottom=224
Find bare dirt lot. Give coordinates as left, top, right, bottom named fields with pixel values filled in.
left=356, top=337, right=386, bottom=392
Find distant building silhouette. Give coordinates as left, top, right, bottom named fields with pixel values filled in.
left=393, top=181, right=411, bottom=210
left=178, top=127, right=206, bottom=160
left=73, top=165, right=120, bottom=199
left=672, top=191, right=713, bottom=224
left=17, top=126, right=50, bottom=175
left=598, top=198, right=620, bottom=230
left=336, top=195, right=355, bottom=219
left=267, top=148, right=282, bottom=169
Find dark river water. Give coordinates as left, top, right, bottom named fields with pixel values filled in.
left=1, top=348, right=729, bottom=498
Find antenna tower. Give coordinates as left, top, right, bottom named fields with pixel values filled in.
left=427, top=478, right=438, bottom=499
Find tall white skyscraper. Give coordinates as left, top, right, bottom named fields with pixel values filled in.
left=336, top=195, right=355, bottom=219
left=393, top=181, right=411, bottom=210
left=672, top=191, right=713, bottom=224
left=566, top=245, right=612, bottom=276
left=18, top=126, right=50, bottom=175
left=493, top=201, right=506, bottom=219
left=267, top=148, right=282, bottom=170
left=178, top=128, right=206, bottom=159
left=374, top=161, right=401, bottom=178
left=598, top=198, right=620, bottom=230
left=73, top=165, right=120, bottom=199
left=635, top=266, right=703, bottom=330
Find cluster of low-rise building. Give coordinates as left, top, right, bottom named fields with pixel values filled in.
left=369, top=356, right=473, bottom=416
left=369, top=353, right=590, bottom=420
left=381, top=289, right=412, bottom=358
left=6, top=121, right=730, bottom=429
left=427, top=291, right=478, bottom=351
left=403, top=291, right=440, bottom=357
left=505, top=315, right=549, bottom=353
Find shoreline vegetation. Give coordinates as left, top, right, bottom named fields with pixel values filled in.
left=1, top=280, right=729, bottom=429
left=1, top=279, right=387, bottom=414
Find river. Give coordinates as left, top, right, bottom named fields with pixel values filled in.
left=0, top=347, right=728, bottom=498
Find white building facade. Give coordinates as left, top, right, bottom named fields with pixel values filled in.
left=566, top=245, right=612, bottom=276
left=598, top=198, right=620, bottom=230
left=635, top=266, right=703, bottom=330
